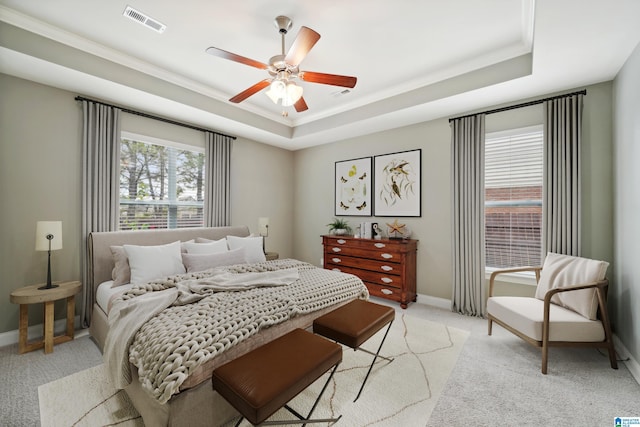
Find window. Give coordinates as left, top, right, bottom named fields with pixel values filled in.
left=485, top=125, right=543, bottom=269
left=119, top=133, right=205, bottom=230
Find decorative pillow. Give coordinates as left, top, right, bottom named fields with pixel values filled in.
left=182, top=239, right=228, bottom=254
left=124, top=241, right=186, bottom=285
left=180, top=239, right=195, bottom=253
left=226, top=235, right=266, bottom=263
left=182, top=248, right=247, bottom=272
left=534, top=252, right=609, bottom=320
left=110, top=246, right=131, bottom=287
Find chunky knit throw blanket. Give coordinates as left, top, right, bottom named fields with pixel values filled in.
left=104, top=259, right=368, bottom=404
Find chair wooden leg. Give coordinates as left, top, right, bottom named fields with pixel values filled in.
left=596, top=287, right=618, bottom=370
left=488, top=318, right=493, bottom=336
left=541, top=344, right=548, bottom=374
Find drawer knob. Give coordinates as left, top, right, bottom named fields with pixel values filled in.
left=381, top=253, right=393, bottom=259
left=337, top=239, right=346, bottom=244
left=331, top=258, right=342, bottom=263
left=332, top=268, right=342, bottom=272
left=381, top=277, right=393, bottom=284
left=381, top=288, right=393, bottom=295
left=332, top=247, right=342, bottom=252
left=374, top=243, right=386, bottom=248
left=381, top=265, right=393, bottom=272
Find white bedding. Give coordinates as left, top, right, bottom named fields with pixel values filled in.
left=96, top=280, right=134, bottom=314
left=104, top=259, right=368, bottom=404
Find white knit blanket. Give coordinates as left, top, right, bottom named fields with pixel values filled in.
left=104, top=259, right=368, bottom=404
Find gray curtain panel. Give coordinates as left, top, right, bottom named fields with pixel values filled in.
left=451, top=114, right=486, bottom=317
left=204, top=132, right=233, bottom=226
left=543, top=93, right=583, bottom=257
left=81, top=100, right=121, bottom=326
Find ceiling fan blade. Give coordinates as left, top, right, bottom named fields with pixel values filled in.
left=299, top=71, right=357, bottom=88
left=229, top=79, right=271, bottom=103
left=206, top=47, right=269, bottom=70
left=294, top=97, right=308, bottom=112
left=284, top=26, right=321, bottom=66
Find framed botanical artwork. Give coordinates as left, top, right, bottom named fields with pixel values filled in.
left=374, top=149, right=422, bottom=217
left=334, top=156, right=372, bottom=216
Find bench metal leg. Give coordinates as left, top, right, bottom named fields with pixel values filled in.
left=253, top=363, right=341, bottom=426
left=354, top=320, right=394, bottom=402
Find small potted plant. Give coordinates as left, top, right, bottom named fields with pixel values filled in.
left=326, top=218, right=352, bottom=235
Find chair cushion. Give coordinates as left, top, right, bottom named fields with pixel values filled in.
left=534, top=252, right=609, bottom=320
left=487, top=296, right=605, bottom=342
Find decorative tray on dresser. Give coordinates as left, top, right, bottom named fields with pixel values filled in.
left=322, top=235, right=418, bottom=308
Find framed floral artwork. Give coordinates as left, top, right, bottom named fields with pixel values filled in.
left=374, top=149, right=421, bottom=216
left=334, top=156, right=372, bottom=216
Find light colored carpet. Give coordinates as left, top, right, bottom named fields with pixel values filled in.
left=38, top=313, right=469, bottom=426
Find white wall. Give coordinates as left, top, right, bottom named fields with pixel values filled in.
left=613, top=41, right=640, bottom=368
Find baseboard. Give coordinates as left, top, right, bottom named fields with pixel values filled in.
left=614, top=334, right=640, bottom=386
left=0, top=315, right=85, bottom=348
left=417, top=293, right=451, bottom=310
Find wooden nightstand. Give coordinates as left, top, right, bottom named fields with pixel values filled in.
left=10, top=280, right=81, bottom=354
left=265, top=252, right=279, bottom=261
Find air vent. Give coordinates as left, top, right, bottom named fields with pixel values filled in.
left=123, top=6, right=166, bottom=33
left=331, top=89, right=352, bottom=97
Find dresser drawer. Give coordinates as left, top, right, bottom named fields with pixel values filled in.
left=324, top=254, right=401, bottom=275
left=326, top=237, right=402, bottom=252
left=325, top=245, right=402, bottom=262
left=364, top=282, right=402, bottom=302
left=324, top=264, right=401, bottom=289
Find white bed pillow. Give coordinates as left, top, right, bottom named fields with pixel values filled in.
left=124, top=241, right=186, bottom=285
left=534, top=252, right=609, bottom=320
left=183, top=239, right=228, bottom=254
left=110, top=246, right=131, bottom=287
left=182, top=248, right=246, bottom=272
left=226, top=235, right=266, bottom=263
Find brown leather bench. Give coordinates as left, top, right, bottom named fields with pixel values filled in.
left=313, top=299, right=395, bottom=401
left=212, top=328, right=342, bottom=426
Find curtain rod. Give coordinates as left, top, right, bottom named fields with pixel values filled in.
left=448, top=89, right=587, bottom=122
left=74, top=96, right=236, bottom=140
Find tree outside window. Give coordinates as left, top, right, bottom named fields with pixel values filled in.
left=119, top=138, right=204, bottom=230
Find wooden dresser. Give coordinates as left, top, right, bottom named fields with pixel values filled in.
left=322, top=235, right=418, bottom=308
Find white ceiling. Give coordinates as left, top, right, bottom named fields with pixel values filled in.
left=1, top=0, right=639, bottom=150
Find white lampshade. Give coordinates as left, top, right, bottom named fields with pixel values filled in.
left=35, top=221, right=63, bottom=251
left=259, top=217, right=269, bottom=237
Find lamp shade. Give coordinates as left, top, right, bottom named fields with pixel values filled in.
left=35, top=221, right=63, bottom=251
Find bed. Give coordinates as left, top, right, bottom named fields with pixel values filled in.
left=87, top=226, right=368, bottom=426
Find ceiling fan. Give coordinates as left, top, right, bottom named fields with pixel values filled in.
left=206, top=16, right=357, bottom=113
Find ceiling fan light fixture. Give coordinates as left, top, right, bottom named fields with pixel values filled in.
left=269, top=79, right=287, bottom=97
left=265, top=78, right=303, bottom=106
left=286, top=82, right=303, bottom=103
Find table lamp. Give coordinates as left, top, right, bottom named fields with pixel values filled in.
left=35, top=221, right=63, bottom=290
left=259, top=217, right=269, bottom=252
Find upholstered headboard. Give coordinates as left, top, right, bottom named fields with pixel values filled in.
left=87, top=226, right=250, bottom=298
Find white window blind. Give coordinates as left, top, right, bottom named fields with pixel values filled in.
left=119, top=134, right=205, bottom=230
left=485, top=125, right=543, bottom=268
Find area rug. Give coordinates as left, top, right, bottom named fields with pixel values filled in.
left=39, top=313, right=469, bottom=426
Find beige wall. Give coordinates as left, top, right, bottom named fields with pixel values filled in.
left=0, top=72, right=617, bottom=344
left=0, top=73, right=293, bottom=334
left=292, top=82, right=615, bottom=304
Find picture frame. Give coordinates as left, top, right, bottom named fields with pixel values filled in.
left=334, top=156, right=372, bottom=216
left=374, top=149, right=422, bottom=217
